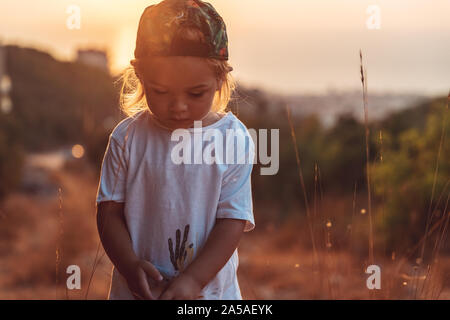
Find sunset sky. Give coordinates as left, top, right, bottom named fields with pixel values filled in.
left=1, top=0, right=449, bottom=96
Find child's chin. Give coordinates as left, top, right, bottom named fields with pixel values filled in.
left=163, top=119, right=195, bottom=130
left=152, top=118, right=186, bottom=130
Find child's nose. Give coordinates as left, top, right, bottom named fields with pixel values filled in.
left=169, top=97, right=188, bottom=114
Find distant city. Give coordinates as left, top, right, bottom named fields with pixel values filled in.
left=236, top=85, right=427, bottom=128
left=284, top=90, right=426, bottom=128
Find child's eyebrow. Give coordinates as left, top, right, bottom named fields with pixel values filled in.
left=189, top=84, right=210, bottom=89
left=147, top=81, right=210, bottom=90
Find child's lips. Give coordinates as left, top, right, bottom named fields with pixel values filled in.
left=170, top=117, right=190, bottom=122
left=169, top=119, right=194, bottom=127
left=171, top=119, right=190, bottom=123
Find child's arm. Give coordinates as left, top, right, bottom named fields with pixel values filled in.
left=159, top=218, right=246, bottom=300
left=96, top=201, right=164, bottom=299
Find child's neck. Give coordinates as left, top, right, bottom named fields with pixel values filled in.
left=200, top=111, right=225, bottom=127
left=150, top=111, right=226, bottom=131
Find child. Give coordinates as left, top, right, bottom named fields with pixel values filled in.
left=96, top=0, right=255, bottom=300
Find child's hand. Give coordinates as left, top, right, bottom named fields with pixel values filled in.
left=158, top=273, right=203, bottom=300
left=122, top=259, right=164, bottom=300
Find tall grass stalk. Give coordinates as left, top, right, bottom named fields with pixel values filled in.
left=393, top=192, right=449, bottom=298
left=56, top=187, right=64, bottom=299
left=350, top=181, right=357, bottom=254
left=285, top=105, right=319, bottom=270
left=431, top=194, right=449, bottom=298
left=313, top=163, right=318, bottom=236
left=359, top=50, right=374, bottom=265
left=418, top=92, right=449, bottom=263
left=378, top=130, right=387, bottom=257
left=316, top=164, right=333, bottom=297
left=84, top=241, right=103, bottom=299
left=420, top=191, right=449, bottom=299
left=416, top=91, right=449, bottom=299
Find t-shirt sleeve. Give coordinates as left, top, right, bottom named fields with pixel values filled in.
left=216, top=134, right=255, bottom=232
left=96, top=134, right=128, bottom=204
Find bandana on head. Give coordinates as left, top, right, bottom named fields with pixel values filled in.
left=134, top=0, right=229, bottom=61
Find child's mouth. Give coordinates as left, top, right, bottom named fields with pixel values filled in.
left=170, top=117, right=190, bottom=122
left=170, top=119, right=191, bottom=122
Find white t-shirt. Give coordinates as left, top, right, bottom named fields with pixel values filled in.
left=96, top=109, right=255, bottom=300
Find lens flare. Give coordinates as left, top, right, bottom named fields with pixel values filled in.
left=72, top=144, right=85, bottom=159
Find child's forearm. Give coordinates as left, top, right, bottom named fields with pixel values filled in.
left=96, top=203, right=139, bottom=277
left=182, top=218, right=246, bottom=289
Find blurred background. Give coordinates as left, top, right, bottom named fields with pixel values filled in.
left=0, top=0, right=448, bottom=299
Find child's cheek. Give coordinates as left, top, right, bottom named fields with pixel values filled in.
left=191, top=103, right=213, bottom=119
left=147, top=97, right=170, bottom=116
left=197, top=90, right=217, bottom=108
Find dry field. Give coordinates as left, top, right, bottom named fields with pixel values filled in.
left=0, top=156, right=448, bottom=300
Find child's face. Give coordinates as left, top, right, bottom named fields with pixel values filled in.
left=138, top=56, right=221, bottom=130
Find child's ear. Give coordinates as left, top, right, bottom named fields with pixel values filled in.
left=131, top=59, right=143, bottom=82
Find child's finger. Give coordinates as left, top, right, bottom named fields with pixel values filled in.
left=159, top=288, right=174, bottom=300
left=141, top=260, right=164, bottom=282
left=137, top=269, right=155, bottom=300
left=131, top=291, right=144, bottom=300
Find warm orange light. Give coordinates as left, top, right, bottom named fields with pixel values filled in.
left=72, top=144, right=85, bottom=159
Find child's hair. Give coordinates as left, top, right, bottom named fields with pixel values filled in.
left=118, top=26, right=236, bottom=118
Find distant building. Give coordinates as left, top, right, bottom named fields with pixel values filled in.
left=0, top=43, right=13, bottom=114
left=76, top=49, right=109, bottom=73
left=0, top=44, right=5, bottom=81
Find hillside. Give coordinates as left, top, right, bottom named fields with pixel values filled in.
left=5, top=45, right=120, bottom=152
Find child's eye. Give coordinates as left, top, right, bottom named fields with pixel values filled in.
left=189, top=92, right=205, bottom=98
left=152, top=88, right=167, bottom=95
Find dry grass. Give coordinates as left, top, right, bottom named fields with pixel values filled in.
left=0, top=159, right=448, bottom=299
left=0, top=161, right=112, bottom=299
left=238, top=222, right=450, bottom=300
